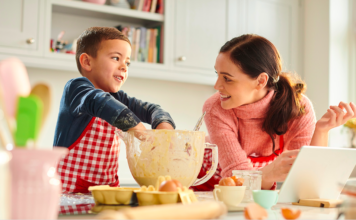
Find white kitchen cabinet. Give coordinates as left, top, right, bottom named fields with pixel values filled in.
left=173, top=0, right=227, bottom=75
left=227, top=0, right=301, bottom=73
left=0, top=0, right=302, bottom=85
left=0, top=0, right=45, bottom=56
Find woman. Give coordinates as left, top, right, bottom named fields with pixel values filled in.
left=193, top=34, right=356, bottom=191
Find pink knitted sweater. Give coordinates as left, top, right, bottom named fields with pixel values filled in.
left=203, top=90, right=316, bottom=178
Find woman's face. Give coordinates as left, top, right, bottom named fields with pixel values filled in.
left=214, top=52, right=260, bottom=109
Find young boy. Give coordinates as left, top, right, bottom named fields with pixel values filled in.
left=54, top=27, right=175, bottom=193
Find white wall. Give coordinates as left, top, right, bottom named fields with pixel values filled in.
left=27, top=67, right=215, bottom=183
left=303, top=0, right=353, bottom=147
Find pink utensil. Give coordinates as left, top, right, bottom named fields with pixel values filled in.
left=10, top=147, right=68, bottom=219
left=0, top=58, right=31, bottom=118
left=0, top=58, right=31, bottom=145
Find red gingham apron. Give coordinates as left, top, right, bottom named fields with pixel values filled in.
left=191, top=135, right=284, bottom=191
left=57, top=117, right=120, bottom=193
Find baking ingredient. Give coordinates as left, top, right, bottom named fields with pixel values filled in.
left=159, top=179, right=183, bottom=192
left=231, top=176, right=244, bottom=186
left=244, top=203, right=268, bottom=220
left=219, top=177, right=236, bottom=186
left=281, top=208, right=301, bottom=219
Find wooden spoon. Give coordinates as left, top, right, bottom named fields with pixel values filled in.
left=30, top=83, right=51, bottom=131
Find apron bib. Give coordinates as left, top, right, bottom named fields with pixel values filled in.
left=57, top=117, right=120, bottom=193
left=191, top=136, right=284, bottom=191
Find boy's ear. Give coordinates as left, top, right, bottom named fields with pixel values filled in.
left=79, top=53, right=92, bottom=72
left=256, top=72, right=269, bottom=90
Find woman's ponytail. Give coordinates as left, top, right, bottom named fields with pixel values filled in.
left=263, top=73, right=306, bottom=155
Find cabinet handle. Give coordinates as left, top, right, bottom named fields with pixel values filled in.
left=178, top=56, right=186, bottom=61
left=26, top=38, right=35, bottom=44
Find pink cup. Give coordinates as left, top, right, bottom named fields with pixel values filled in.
left=9, top=148, right=68, bottom=219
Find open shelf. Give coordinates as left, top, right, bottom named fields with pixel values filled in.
left=51, top=0, right=164, bottom=26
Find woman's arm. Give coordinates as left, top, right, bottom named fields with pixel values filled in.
left=261, top=101, right=356, bottom=189
left=260, top=96, right=316, bottom=189
left=310, top=102, right=356, bottom=146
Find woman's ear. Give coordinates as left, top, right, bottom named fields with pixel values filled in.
left=79, top=53, right=92, bottom=72
left=256, top=72, right=269, bottom=90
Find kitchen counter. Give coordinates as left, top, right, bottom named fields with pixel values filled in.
left=57, top=192, right=341, bottom=219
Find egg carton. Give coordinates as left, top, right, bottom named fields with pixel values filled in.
left=134, top=176, right=198, bottom=206
left=88, top=185, right=140, bottom=205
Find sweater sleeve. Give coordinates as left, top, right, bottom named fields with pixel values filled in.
left=284, top=95, right=316, bottom=150
left=65, top=77, right=141, bottom=131
left=203, top=96, right=253, bottom=178
left=112, top=90, right=176, bottom=130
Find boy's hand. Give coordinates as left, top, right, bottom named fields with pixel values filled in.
left=156, top=122, right=174, bottom=130
left=128, top=122, right=146, bottom=131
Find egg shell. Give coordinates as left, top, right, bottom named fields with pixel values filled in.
left=219, top=177, right=236, bottom=186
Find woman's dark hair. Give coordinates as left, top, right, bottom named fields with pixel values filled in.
left=220, top=34, right=306, bottom=155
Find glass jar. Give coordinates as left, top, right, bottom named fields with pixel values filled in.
left=232, top=170, right=262, bottom=203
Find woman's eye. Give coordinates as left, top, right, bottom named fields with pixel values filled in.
left=224, top=76, right=231, bottom=82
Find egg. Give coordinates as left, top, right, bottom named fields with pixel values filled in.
left=231, top=176, right=244, bottom=186
left=244, top=203, right=268, bottom=220
left=158, top=179, right=182, bottom=192
left=281, top=208, right=301, bottom=219
left=219, top=177, right=236, bottom=186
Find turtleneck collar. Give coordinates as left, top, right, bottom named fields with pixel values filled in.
left=232, top=90, right=275, bottom=119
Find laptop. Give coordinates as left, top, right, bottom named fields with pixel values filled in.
left=278, top=146, right=356, bottom=203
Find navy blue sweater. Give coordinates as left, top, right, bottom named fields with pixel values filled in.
left=53, top=77, right=175, bottom=148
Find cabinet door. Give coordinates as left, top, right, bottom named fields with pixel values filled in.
left=248, top=0, right=300, bottom=72
left=228, top=0, right=300, bottom=73
left=174, top=0, right=227, bottom=73
left=0, top=0, right=39, bottom=51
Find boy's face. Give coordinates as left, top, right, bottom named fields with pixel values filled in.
left=88, top=39, right=131, bottom=93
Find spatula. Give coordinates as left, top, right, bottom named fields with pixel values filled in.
left=193, top=111, right=206, bottom=131
left=30, top=83, right=51, bottom=131
left=0, top=58, right=31, bottom=118
left=14, top=95, right=43, bottom=147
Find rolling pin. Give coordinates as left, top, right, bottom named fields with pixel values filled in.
left=96, top=201, right=227, bottom=219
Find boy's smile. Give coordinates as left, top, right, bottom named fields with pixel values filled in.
left=83, top=39, right=131, bottom=93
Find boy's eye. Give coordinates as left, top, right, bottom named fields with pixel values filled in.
left=126, top=62, right=130, bottom=67
left=113, top=57, right=119, bottom=61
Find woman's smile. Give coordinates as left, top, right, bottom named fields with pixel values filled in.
left=220, top=93, right=231, bottom=101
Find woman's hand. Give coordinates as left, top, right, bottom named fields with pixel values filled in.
left=316, top=102, right=356, bottom=132
left=260, top=150, right=299, bottom=189
left=311, top=102, right=356, bottom=146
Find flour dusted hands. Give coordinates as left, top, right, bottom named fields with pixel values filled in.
left=310, top=102, right=356, bottom=147
left=155, top=122, right=174, bottom=130
left=260, top=150, right=299, bottom=189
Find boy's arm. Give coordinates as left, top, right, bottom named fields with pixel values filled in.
left=66, top=77, right=142, bottom=131
left=112, top=91, right=176, bottom=129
